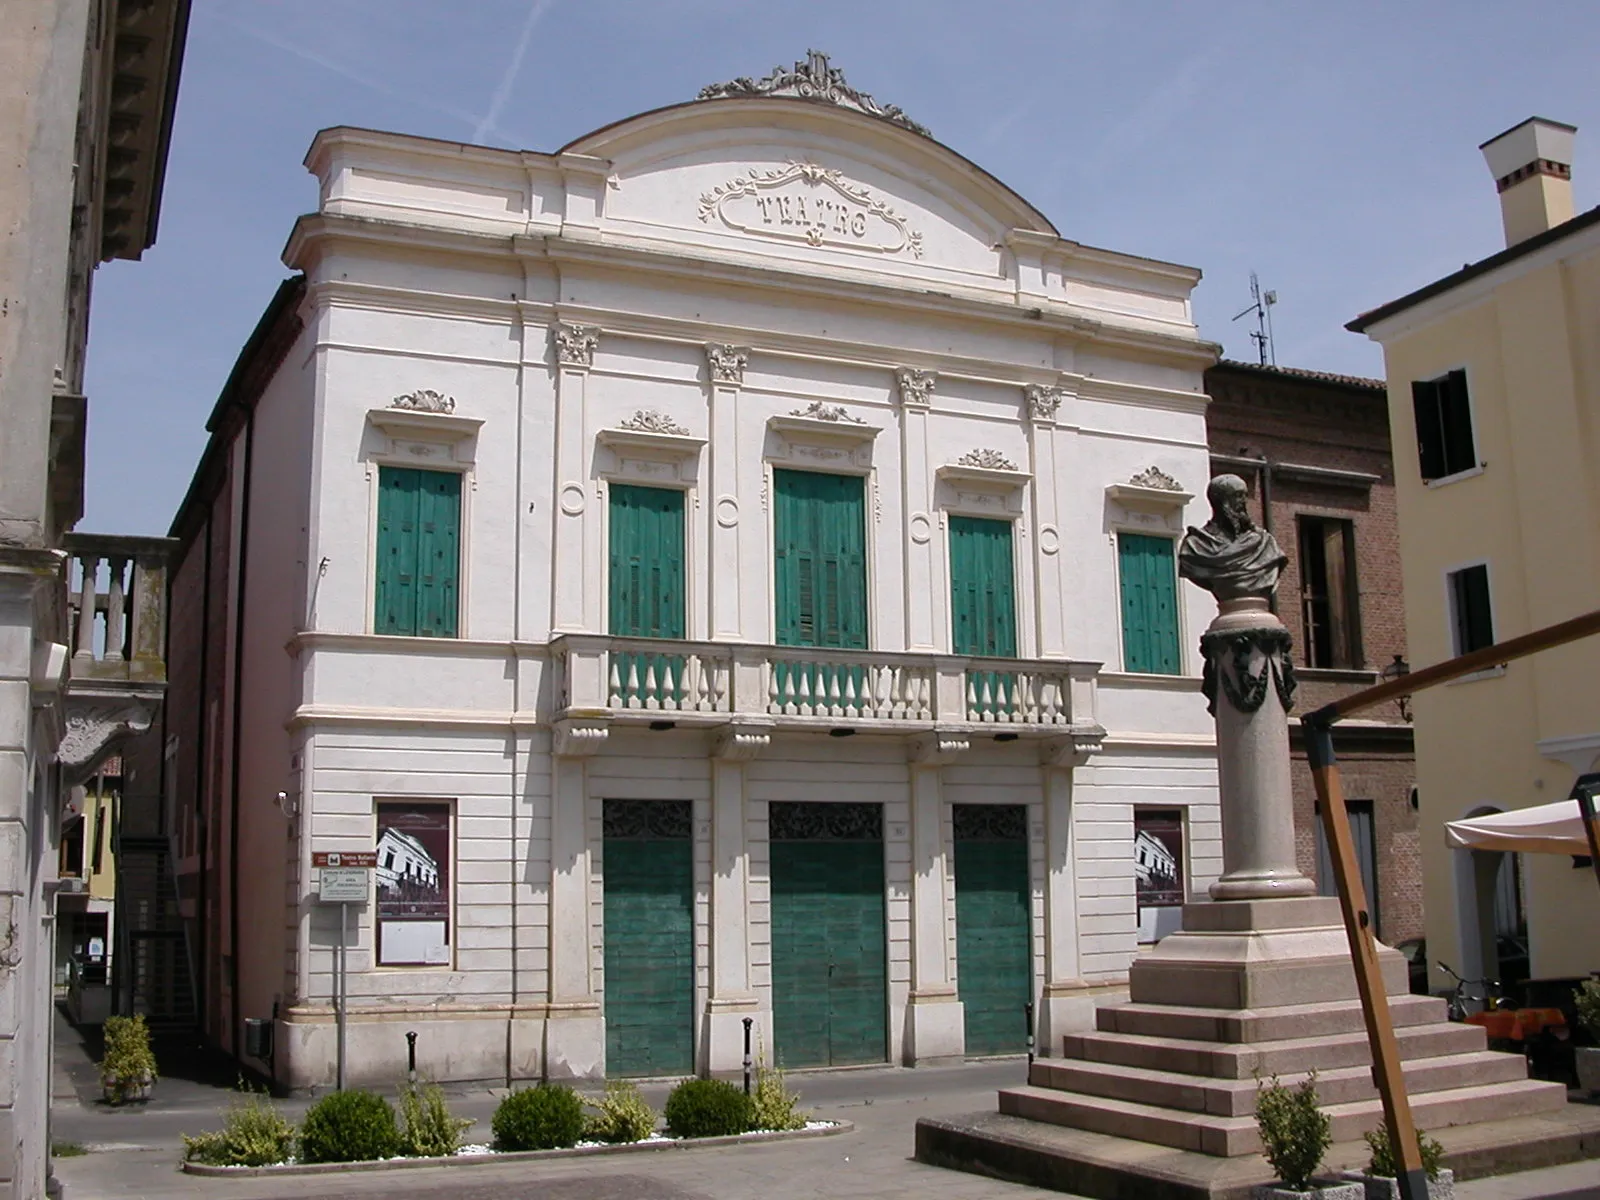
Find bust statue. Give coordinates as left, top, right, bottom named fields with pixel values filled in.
left=1178, top=474, right=1288, bottom=602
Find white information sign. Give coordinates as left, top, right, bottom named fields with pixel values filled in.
left=318, top=867, right=370, bottom=902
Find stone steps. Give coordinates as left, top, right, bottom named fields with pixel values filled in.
left=1094, top=993, right=1448, bottom=1043
left=1029, top=1048, right=1532, bottom=1117
left=997, top=1075, right=1569, bottom=1158
left=1061, top=1020, right=1487, bottom=1079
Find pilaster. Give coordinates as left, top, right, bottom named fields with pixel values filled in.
left=705, top=344, right=749, bottom=642
left=1024, top=384, right=1067, bottom=659
left=904, top=731, right=965, bottom=1064
left=703, top=721, right=771, bottom=1074
left=545, top=717, right=604, bottom=1080
left=1038, top=741, right=1088, bottom=1049
left=897, top=370, right=938, bottom=651
left=551, top=322, right=599, bottom=633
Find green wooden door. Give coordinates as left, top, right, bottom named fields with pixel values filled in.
left=608, top=485, right=686, bottom=705
left=954, top=805, right=1032, bottom=1055
left=376, top=467, right=461, bottom=637
left=1118, top=533, right=1180, bottom=674
left=769, top=802, right=886, bottom=1068
left=603, top=800, right=694, bottom=1077
left=950, top=516, right=1018, bottom=717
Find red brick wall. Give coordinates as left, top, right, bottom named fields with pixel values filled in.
left=1204, top=362, right=1421, bottom=944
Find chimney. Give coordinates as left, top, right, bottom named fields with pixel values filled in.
left=1480, top=117, right=1576, bottom=247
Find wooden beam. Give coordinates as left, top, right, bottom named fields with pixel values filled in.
left=1305, top=719, right=1429, bottom=1200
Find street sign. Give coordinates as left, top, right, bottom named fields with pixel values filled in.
left=318, top=867, right=370, bottom=902
left=313, top=851, right=377, bottom=868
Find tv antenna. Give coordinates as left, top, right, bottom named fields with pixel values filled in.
left=1232, top=272, right=1277, bottom=366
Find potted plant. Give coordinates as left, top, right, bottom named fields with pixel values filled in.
left=1252, top=1073, right=1362, bottom=1200
left=1575, top=978, right=1600, bottom=1096
left=99, top=1014, right=157, bottom=1104
left=1341, top=1125, right=1453, bottom=1200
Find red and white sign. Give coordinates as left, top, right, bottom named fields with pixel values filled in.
left=312, top=851, right=378, bottom=868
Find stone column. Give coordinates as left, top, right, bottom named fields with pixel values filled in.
left=1038, top=743, right=1087, bottom=1049
left=896, top=370, right=938, bottom=650
left=905, top=733, right=965, bottom=1064
left=704, top=722, right=770, bottom=1074
left=550, top=323, right=599, bottom=633
left=705, top=345, right=748, bottom=643
left=544, top=719, right=606, bottom=1079
left=1201, top=597, right=1315, bottom=900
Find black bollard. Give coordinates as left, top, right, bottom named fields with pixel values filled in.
left=1025, top=1001, right=1035, bottom=1067
left=406, top=1030, right=418, bottom=1085
left=742, top=1016, right=754, bottom=1095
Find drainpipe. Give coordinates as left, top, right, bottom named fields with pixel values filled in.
left=193, top=518, right=213, bottom=1025
left=227, top=409, right=256, bottom=1058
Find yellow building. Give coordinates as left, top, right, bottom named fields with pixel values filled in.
left=1349, top=117, right=1600, bottom=992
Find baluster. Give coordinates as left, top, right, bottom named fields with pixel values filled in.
left=608, top=658, right=623, bottom=707
left=873, top=665, right=889, bottom=718
left=643, top=659, right=660, bottom=709
left=827, top=665, right=842, bottom=716
left=843, top=668, right=858, bottom=717
left=683, top=655, right=701, bottom=711
left=74, top=555, right=100, bottom=659
left=797, top=667, right=811, bottom=715
left=104, top=557, right=128, bottom=661
left=917, top=670, right=932, bottom=719
left=966, top=675, right=979, bottom=721
left=982, top=675, right=997, bottom=722
left=625, top=658, right=642, bottom=708
left=768, top=664, right=782, bottom=713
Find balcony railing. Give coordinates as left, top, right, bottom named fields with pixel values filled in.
left=552, top=634, right=1099, bottom=734
left=63, top=533, right=175, bottom=686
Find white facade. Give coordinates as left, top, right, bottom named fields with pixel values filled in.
left=204, top=78, right=1226, bottom=1088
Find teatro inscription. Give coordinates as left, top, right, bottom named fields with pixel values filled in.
left=699, top=161, right=923, bottom=258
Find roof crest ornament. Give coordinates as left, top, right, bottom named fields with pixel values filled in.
left=391, top=389, right=456, bottom=414
left=698, top=50, right=930, bottom=139
left=1128, top=466, right=1184, bottom=492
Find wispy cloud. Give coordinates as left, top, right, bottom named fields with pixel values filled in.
left=475, top=0, right=554, bottom=144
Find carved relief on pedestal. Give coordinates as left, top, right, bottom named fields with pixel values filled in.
left=1200, top=628, right=1297, bottom=718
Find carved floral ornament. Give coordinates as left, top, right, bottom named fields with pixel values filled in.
left=956, top=448, right=1018, bottom=472
left=895, top=369, right=936, bottom=408
left=704, top=343, right=749, bottom=385
left=390, top=389, right=456, bottom=414
left=699, top=161, right=924, bottom=259
left=553, top=322, right=600, bottom=368
left=698, top=50, right=930, bottom=138
left=618, top=409, right=691, bottom=436
left=1024, top=384, right=1065, bottom=423
left=790, top=400, right=864, bottom=423
left=1128, top=466, right=1183, bottom=492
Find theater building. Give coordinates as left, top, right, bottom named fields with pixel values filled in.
left=164, top=55, right=1228, bottom=1087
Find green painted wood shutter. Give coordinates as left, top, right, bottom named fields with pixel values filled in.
left=949, top=516, right=1017, bottom=657
left=1411, top=369, right=1475, bottom=481
left=1118, top=532, right=1180, bottom=674
left=773, top=470, right=867, bottom=649
left=608, top=485, right=686, bottom=639
left=375, top=467, right=460, bottom=637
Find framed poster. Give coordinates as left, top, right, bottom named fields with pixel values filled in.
left=375, top=801, right=452, bottom=966
left=1133, top=809, right=1185, bottom=943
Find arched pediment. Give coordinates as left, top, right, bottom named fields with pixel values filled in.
left=560, top=97, right=1058, bottom=288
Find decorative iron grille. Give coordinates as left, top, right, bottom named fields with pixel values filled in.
left=602, top=799, right=693, bottom=840
left=952, top=804, right=1027, bottom=841
left=768, top=801, right=883, bottom=842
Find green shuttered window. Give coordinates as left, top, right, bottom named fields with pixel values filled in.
left=375, top=467, right=461, bottom=637
left=608, top=485, right=686, bottom=708
left=773, top=469, right=868, bottom=649
left=1118, top=532, right=1180, bottom=674
left=949, top=516, right=1017, bottom=658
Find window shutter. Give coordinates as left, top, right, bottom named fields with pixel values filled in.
left=1441, top=369, right=1476, bottom=477
left=1453, top=565, right=1494, bottom=653
left=608, top=485, right=685, bottom=639
left=774, top=470, right=867, bottom=649
left=375, top=467, right=421, bottom=635
left=1120, top=533, right=1180, bottom=674
left=949, top=517, right=1017, bottom=658
left=415, top=470, right=461, bottom=637
left=1411, top=379, right=1448, bottom=481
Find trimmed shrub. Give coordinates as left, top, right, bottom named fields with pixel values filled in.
left=582, top=1080, right=658, bottom=1144
left=399, top=1082, right=474, bottom=1158
left=492, top=1084, right=585, bottom=1151
left=750, top=1063, right=807, bottom=1132
left=99, top=1014, right=157, bottom=1103
left=182, top=1087, right=297, bottom=1167
left=1255, top=1073, right=1329, bottom=1192
left=298, top=1090, right=402, bottom=1164
left=1575, top=978, right=1600, bottom=1041
left=663, top=1077, right=754, bottom=1139
left=1363, top=1124, right=1446, bottom=1181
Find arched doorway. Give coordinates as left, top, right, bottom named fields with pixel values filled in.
left=1451, top=805, right=1529, bottom=998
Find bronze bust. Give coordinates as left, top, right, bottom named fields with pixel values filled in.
left=1178, top=474, right=1287, bottom=602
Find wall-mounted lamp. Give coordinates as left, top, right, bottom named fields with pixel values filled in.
left=1380, top=654, right=1412, bottom=723
left=277, top=790, right=300, bottom=818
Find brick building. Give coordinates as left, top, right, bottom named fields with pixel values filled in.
left=1202, top=360, right=1420, bottom=946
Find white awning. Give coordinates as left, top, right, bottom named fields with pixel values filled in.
left=1444, top=799, right=1594, bottom=855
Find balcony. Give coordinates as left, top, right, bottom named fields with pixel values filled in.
left=57, top=534, right=175, bottom=784
left=549, top=634, right=1104, bottom=755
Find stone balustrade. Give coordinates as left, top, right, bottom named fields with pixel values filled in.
left=551, top=633, right=1101, bottom=739
left=63, top=533, right=175, bottom=686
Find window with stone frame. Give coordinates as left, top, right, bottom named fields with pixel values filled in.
left=1296, top=515, right=1361, bottom=669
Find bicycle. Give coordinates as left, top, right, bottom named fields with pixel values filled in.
left=1436, top=960, right=1508, bottom=1022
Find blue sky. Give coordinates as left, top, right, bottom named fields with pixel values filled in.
left=82, top=0, right=1600, bottom=535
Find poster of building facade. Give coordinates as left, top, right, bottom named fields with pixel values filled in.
left=1133, top=808, right=1185, bottom=943
left=376, top=801, right=451, bottom=965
